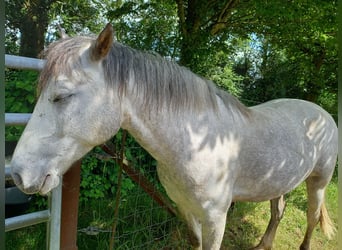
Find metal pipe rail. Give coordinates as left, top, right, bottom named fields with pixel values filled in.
left=5, top=210, right=50, bottom=232
left=5, top=113, right=31, bottom=126
left=5, top=54, right=45, bottom=71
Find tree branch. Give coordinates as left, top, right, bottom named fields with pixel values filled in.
left=175, top=0, right=187, bottom=36
left=210, top=0, right=240, bottom=35
left=218, top=0, right=235, bottom=22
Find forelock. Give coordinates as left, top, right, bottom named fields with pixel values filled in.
left=37, top=37, right=93, bottom=96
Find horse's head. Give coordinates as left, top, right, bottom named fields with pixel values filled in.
left=11, top=24, right=121, bottom=194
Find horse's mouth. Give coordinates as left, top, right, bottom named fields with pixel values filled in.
left=39, top=174, right=60, bottom=195
left=15, top=183, right=42, bottom=195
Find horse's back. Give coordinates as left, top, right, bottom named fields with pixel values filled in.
left=233, top=99, right=337, bottom=202
left=251, top=99, right=337, bottom=150
left=254, top=99, right=337, bottom=150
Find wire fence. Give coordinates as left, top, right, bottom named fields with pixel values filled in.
left=77, top=194, right=185, bottom=249
left=75, top=140, right=190, bottom=249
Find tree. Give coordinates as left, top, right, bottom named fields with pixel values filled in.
left=175, top=0, right=252, bottom=72
left=5, top=0, right=104, bottom=57
left=5, top=0, right=57, bottom=57
left=105, top=0, right=180, bottom=58
left=252, top=0, right=337, bottom=103
left=5, top=0, right=337, bottom=111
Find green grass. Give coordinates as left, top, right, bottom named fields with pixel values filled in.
left=76, top=189, right=187, bottom=250
left=6, top=176, right=337, bottom=249
left=222, top=176, right=338, bottom=250
left=6, top=223, right=46, bottom=250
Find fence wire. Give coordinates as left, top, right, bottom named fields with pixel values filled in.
left=77, top=142, right=191, bottom=249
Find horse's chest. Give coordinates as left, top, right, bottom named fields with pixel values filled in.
left=156, top=154, right=236, bottom=213
left=156, top=164, right=198, bottom=208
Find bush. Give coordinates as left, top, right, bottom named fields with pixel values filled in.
left=5, top=69, right=37, bottom=141
left=80, top=130, right=158, bottom=202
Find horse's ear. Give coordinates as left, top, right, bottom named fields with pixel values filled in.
left=57, top=24, right=68, bottom=39
left=91, top=23, right=114, bottom=61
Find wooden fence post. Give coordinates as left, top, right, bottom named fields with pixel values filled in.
left=60, top=161, right=81, bottom=250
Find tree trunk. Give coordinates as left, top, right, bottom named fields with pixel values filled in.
left=10, top=0, right=53, bottom=57
left=304, top=49, right=326, bottom=102
left=175, top=0, right=240, bottom=70
left=19, top=13, right=49, bottom=57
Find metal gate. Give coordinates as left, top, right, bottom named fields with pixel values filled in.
left=4, top=55, right=80, bottom=250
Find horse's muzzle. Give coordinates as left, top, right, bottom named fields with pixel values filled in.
left=11, top=171, right=56, bottom=195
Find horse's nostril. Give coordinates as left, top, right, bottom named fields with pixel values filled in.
left=12, top=172, right=23, bottom=186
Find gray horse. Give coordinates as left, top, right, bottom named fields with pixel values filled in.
left=11, top=24, right=337, bottom=249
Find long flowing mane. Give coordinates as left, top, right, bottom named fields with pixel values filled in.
left=39, top=36, right=250, bottom=117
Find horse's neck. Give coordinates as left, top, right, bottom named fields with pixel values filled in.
left=120, top=94, right=248, bottom=166
left=121, top=99, right=183, bottom=164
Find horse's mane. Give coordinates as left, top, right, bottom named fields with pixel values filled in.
left=38, top=36, right=250, bottom=118
left=105, top=43, right=250, bottom=118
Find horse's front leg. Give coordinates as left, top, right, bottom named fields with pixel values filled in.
left=176, top=191, right=231, bottom=250
left=186, top=215, right=202, bottom=250
left=201, top=208, right=229, bottom=250
left=251, top=195, right=286, bottom=250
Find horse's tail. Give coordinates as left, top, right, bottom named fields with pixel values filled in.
left=319, top=202, right=336, bottom=239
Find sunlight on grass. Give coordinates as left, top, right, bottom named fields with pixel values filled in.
left=222, top=178, right=338, bottom=250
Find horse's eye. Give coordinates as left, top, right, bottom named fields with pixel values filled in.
left=51, top=94, right=73, bottom=103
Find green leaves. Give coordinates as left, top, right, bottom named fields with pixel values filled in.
left=5, top=69, right=38, bottom=141
left=79, top=131, right=157, bottom=202
left=107, top=0, right=180, bottom=58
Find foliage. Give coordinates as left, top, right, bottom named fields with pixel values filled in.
left=80, top=151, right=116, bottom=201
left=251, top=0, right=337, bottom=104
left=231, top=33, right=337, bottom=121
left=105, top=0, right=180, bottom=58
left=174, top=0, right=249, bottom=70
left=5, top=70, right=37, bottom=113
left=5, top=0, right=56, bottom=57
left=206, top=51, right=243, bottom=97
left=233, top=37, right=307, bottom=105
left=5, top=1, right=337, bottom=109
left=80, top=148, right=131, bottom=202
left=5, top=69, right=37, bottom=141
left=79, top=130, right=158, bottom=202
left=49, top=0, right=105, bottom=36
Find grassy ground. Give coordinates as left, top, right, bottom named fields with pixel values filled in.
left=222, top=175, right=338, bottom=250
left=6, top=175, right=337, bottom=249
